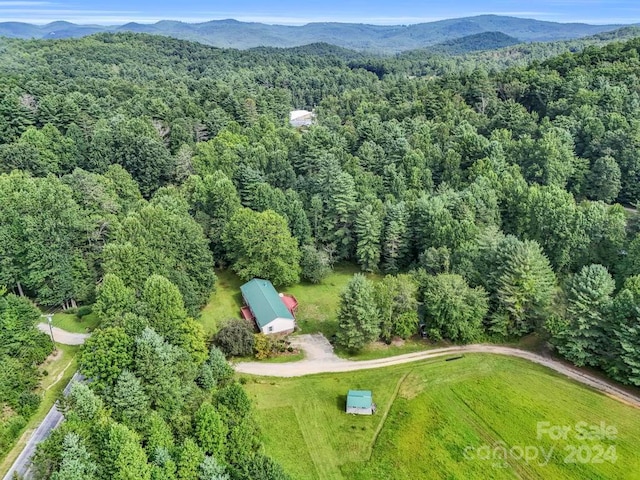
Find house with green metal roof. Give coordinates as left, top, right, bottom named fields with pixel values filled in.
left=346, top=390, right=375, bottom=415
left=240, top=278, right=297, bottom=335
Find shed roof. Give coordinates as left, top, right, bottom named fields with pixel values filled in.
left=290, top=109, right=313, bottom=120
left=240, top=279, right=294, bottom=329
left=347, top=390, right=372, bottom=409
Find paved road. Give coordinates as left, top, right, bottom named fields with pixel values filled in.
left=37, top=323, right=90, bottom=345
left=235, top=334, right=640, bottom=409
left=2, top=373, right=83, bottom=480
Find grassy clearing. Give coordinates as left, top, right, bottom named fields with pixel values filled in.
left=50, top=311, right=100, bottom=333
left=199, top=269, right=245, bottom=335
left=286, top=264, right=369, bottom=338
left=198, top=264, right=375, bottom=338
left=244, top=354, right=640, bottom=480
left=0, top=344, right=79, bottom=477
left=233, top=351, right=305, bottom=364
left=337, top=339, right=438, bottom=361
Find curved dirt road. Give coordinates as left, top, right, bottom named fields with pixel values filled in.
left=37, top=323, right=90, bottom=345
left=235, top=334, right=640, bottom=409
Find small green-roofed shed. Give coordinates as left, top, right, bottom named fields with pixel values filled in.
left=240, top=278, right=295, bottom=335
left=346, top=390, right=374, bottom=415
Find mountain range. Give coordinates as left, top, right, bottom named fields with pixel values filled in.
left=0, top=15, right=630, bottom=53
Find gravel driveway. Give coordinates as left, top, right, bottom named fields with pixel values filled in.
left=236, top=335, right=640, bottom=409
left=37, top=323, right=90, bottom=345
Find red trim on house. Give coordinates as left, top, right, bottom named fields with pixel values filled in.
left=280, top=294, right=298, bottom=316
left=240, top=306, right=255, bottom=322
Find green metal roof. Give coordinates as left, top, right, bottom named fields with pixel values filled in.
left=347, top=390, right=372, bottom=409
left=240, top=278, right=294, bottom=329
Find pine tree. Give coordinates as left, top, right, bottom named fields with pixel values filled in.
left=355, top=204, right=382, bottom=272
left=50, top=433, right=97, bottom=480
left=554, top=264, right=615, bottom=367
left=487, top=236, right=557, bottom=336
left=102, top=422, right=151, bottom=480
left=199, top=456, right=229, bottom=480
left=320, top=168, right=357, bottom=261
left=336, top=274, right=380, bottom=352
left=609, top=276, right=640, bottom=385
left=381, top=202, right=410, bottom=274
left=110, top=370, right=149, bottom=429
left=176, top=439, right=205, bottom=480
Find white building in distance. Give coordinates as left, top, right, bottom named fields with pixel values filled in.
left=290, top=109, right=315, bottom=127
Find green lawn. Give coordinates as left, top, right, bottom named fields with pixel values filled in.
left=0, top=344, right=80, bottom=477
left=198, top=264, right=376, bottom=338
left=244, top=354, right=640, bottom=480
left=49, top=311, right=100, bottom=333
left=287, top=264, right=375, bottom=339
left=199, top=269, right=245, bottom=334
left=337, top=338, right=439, bottom=360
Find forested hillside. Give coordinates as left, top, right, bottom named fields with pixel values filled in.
left=2, top=32, right=640, bottom=478
left=0, top=15, right=623, bottom=52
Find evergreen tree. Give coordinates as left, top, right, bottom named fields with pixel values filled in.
left=110, top=370, right=149, bottom=430
left=177, top=438, right=205, bottom=480
left=143, top=412, right=175, bottom=457
left=609, top=276, right=640, bottom=385
left=50, top=433, right=97, bottom=480
left=355, top=204, right=383, bottom=272
left=101, top=422, right=151, bottom=480
left=151, top=448, right=178, bottom=480
left=66, top=382, right=104, bottom=423
left=381, top=202, right=410, bottom=274
left=336, top=274, right=380, bottom=352
left=194, top=402, right=227, bottom=459
left=554, top=264, right=615, bottom=367
left=199, top=456, right=229, bottom=480
left=483, top=235, right=557, bottom=336
left=421, top=273, right=488, bottom=343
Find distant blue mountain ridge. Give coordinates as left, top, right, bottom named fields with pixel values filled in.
left=0, top=15, right=630, bottom=53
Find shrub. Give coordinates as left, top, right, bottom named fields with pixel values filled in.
left=254, top=334, right=271, bottom=360
left=214, top=318, right=255, bottom=357
left=77, top=306, right=93, bottom=318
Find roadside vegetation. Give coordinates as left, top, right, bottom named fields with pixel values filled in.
left=0, top=344, right=79, bottom=477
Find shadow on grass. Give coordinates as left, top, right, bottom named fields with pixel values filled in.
left=232, top=291, right=243, bottom=308
left=336, top=394, right=347, bottom=412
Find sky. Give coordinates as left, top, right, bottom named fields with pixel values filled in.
left=0, top=0, right=639, bottom=26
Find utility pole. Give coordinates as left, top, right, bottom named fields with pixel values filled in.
left=42, top=313, right=55, bottom=349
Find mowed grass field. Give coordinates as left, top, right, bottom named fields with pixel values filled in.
left=243, top=354, right=640, bottom=480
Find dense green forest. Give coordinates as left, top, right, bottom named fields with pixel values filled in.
left=2, top=31, right=640, bottom=478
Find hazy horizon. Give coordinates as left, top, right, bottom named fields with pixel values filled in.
left=0, top=0, right=638, bottom=26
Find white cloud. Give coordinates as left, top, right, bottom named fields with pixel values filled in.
left=0, top=1, right=52, bottom=5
